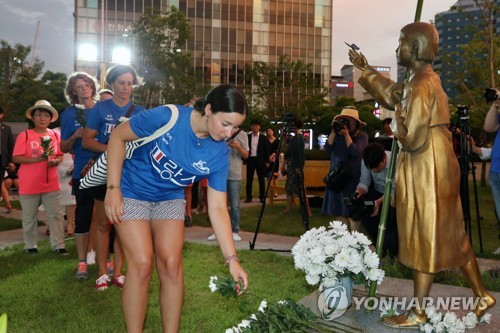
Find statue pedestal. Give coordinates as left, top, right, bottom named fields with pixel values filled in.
left=299, top=276, right=500, bottom=332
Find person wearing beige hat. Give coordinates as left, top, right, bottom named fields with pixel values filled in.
left=13, top=100, right=68, bottom=255
left=321, top=106, right=368, bottom=225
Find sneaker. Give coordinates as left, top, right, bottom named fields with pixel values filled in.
left=232, top=233, right=241, bottom=242
left=207, top=234, right=217, bottom=241
left=24, top=248, right=39, bottom=254
left=54, top=248, right=69, bottom=256
left=107, top=260, right=114, bottom=277
left=75, top=262, right=88, bottom=280
left=95, top=274, right=111, bottom=291
left=112, top=275, right=125, bottom=288
left=87, top=250, right=96, bottom=265
left=184, top=215, right=193, bottom=228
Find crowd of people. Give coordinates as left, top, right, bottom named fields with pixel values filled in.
left=1, top=28, right=498, bottom=328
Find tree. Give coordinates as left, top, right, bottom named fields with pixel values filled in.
left=244, top=55, right=329, bottom=121
left=0, top=40, right=68, bottom=122
left=440, top=0, right=499, bottom=136
left=133, top=7, right=207, bottom=106
left=439, top=0, right=499, bottom=186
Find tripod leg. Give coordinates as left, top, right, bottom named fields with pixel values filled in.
left=296, top=168, right=310, bottom=230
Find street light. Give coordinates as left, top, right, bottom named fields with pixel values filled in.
left=112, top=46, right=131, bottom=64
left=78, top=43, right=98, bottom=61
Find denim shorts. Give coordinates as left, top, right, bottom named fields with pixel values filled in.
left=122, top=197, right=185, bottom=221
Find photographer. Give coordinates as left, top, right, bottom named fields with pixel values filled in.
left=351, top=143, right=398, bottom=257
left=321, top=106, right=368, bottom=224
left=483, top=98, right=500, bottom=222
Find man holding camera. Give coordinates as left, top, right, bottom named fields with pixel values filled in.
left=351, top=143, right=398, bottom=257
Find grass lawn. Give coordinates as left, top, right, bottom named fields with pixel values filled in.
left=0, top=180, right=498, bottom=332
left=0, top=240, right=314, bottom=333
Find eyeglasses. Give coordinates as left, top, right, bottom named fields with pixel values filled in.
left=33, top=112, right=51, bottom=119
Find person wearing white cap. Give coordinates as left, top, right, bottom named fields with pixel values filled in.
left=13, top=100, right=68, bottom=255
left=321, top=106, right=368, bottom=225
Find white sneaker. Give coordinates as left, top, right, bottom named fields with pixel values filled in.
left=207, top=234, right=217, bottom=241
left=232, top=233, right=241, bottom=241
left=87, top=250, right=96, bottom=265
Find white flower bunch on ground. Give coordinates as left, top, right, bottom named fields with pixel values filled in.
left=420, top=305, right=492, bottom=333
left=291, top=221, right=385, bottom=288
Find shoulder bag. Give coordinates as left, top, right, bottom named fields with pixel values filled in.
left=79, top=104, right=179, bottom=189
left=323, top=160, right=353, bottom=193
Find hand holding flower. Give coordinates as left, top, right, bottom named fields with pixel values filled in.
left=40, top=136, right=54, bottom=159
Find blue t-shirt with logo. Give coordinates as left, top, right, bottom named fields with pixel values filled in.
left=121, top=105, right=230, bottom=202
left=86, top=99, right=144, bottom=147
left=60, top=105, right=92, bottom=179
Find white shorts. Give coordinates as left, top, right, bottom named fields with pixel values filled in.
left=122, top=198, right=185, bottom=221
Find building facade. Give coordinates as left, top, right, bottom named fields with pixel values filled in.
left=74, top=0, right=332, bottom=91
left=434, top=0, right=500, bottom=99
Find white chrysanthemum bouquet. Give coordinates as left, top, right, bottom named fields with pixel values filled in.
left=291, top=221, right=385, bottom=289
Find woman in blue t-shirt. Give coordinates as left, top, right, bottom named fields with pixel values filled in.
left=83, top=64, right=145, bottom=291
left=105, top=84, right=249, bottom=332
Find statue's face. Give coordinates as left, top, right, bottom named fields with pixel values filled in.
left=396, top=32, right=413, bottom=67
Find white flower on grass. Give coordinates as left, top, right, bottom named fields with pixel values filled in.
left=462, top=312, right=478, bottom=329
left=225, top=328, right=240, bottom=333
left=237, top=320, right=251, bottom=329
left=209, top=276, right=218, bottom=292
left=258, top=300, right=267, bottom=313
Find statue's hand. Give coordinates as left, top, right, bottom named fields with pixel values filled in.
left=348, top=50, right=368, bottom=70
left=393, top=103, right=407, bottom=138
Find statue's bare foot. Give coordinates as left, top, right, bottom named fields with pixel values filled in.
left=474, top=292, right=496, bottom=318
left=382, top=309, right=427, bottom=330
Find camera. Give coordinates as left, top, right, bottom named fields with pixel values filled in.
left=332, top=118, right=349, bottom=133
left=484, top=88, right=500, bottom=102
left=457, top=105, right=469, bottom=119
left=283, top=113, right=295, bottom=122
left=343, top=193, right=375, bottom=220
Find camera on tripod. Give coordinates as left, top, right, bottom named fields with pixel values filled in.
left=332, top=118, right=350, bottom=133
left=343, top=193, right=375, bottom=220
left=484, top=88, right=500, bottom=102
left=457, top=105, right=470, bottom=122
